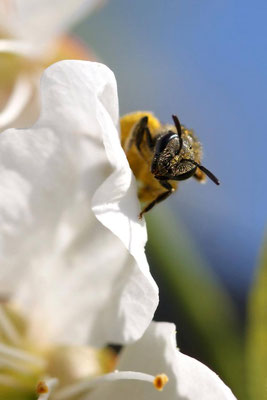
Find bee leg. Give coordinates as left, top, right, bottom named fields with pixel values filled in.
left=125, top=116, right=154, bottom=156
left=139, top=180, right=174, bottom=219
left=136, top=123, right=154, bottom=153
left=124, top=116, right=147, bottom=152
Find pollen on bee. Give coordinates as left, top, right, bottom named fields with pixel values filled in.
left=153, top=373, right=169, bottom=391
left=170, top=155, right=180, bottom=165
left=36, top=381, right=49, bottom=394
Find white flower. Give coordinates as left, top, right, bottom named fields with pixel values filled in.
left=33, top=322, right=236, bottom=400
left=0, top=60, right=158, bottom=346
left=0, top=0, right=102, bottom=131
left=0, top=0, right=103, bottom=46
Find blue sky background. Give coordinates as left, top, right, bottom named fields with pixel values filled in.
left=75, top=0, right=267, bottom=304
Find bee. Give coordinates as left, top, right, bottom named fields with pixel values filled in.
left=120, top=112, right=219, bottom=219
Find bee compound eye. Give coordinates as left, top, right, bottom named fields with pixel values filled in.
left=155, top=132, right=179, bottom=155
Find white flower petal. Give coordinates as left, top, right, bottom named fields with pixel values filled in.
left=0, top=60, right=158, bottom=346
left=0, top=0, right=103, bottom=46
left=0, top=39, right=37, bottom=58
left=0, top=74, right=34, bottom=132
left=88, top=322, right=237, bottom=400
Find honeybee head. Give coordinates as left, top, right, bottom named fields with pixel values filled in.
left=151, top=115, right=220, bottom=185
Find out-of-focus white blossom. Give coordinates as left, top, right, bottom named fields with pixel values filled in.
left=0, top=0, right=104, bottom=46
left=0, top=0, right=102, bottom=131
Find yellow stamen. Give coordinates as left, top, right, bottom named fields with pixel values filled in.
left=153, top=373, right=169, bottom=391
left=37, top=381, right=49, bottom=394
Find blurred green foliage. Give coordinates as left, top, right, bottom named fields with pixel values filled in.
left=247, top=234, right=267, bottom=400
left=0, top=388, right=35, bottom=400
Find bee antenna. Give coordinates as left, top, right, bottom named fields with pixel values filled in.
left=172, top=114, right=183, bottom=155
left=181, top=158, right=220, bottom=185
left=172, top=115, right=182, bottom=140
left=196, top=164, right=220, bottom=185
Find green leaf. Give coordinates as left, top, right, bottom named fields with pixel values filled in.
left=146, top=206, right=246, bottom=399
left=246, top=233, right=267, bottom=400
